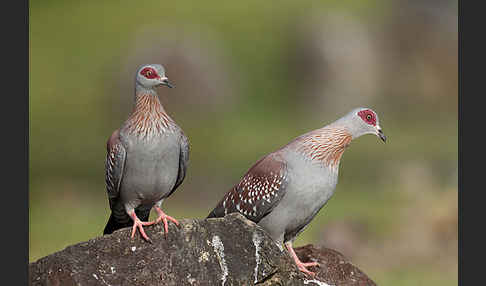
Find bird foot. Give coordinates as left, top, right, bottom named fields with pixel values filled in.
left=285, top=241, right=319, bottom=276
left=147, top=207, right=180, bottom=238
left=295, top=260, right=319, bottom=276
left=130, top=212, right=153, bottom=242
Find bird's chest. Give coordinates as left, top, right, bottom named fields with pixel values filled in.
left=280, top=153, right=340, bottom=229
left=290, top=163, right=338, bottom=215
left=121, top=133, right=180, bottom=202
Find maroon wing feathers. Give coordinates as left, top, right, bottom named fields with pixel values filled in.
left=208, top=153, right=289, bottom=223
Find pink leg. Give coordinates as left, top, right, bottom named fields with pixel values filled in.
left=130, top=211, right=153, bottom=242
left=285, top=241, right=319, bottom=276
left=145, top=206, right=179, bottom=238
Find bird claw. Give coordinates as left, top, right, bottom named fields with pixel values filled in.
left=150, top=207, right=180, bottom=238
left=301, top=261, right=320, bottom=267
left=296, top=261, right=319, bottom=276
left=295, top=261, right=319, bottom=277
left=285, top=242, right=319, bottom=276
left=298, top=266, right=316, bottom=276
left=130, top=212, right=153, bottom=242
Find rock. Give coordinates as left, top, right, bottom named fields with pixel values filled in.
left=294, top=246, right=377, bottom=286
left=29, top=213, right=376, bottom=286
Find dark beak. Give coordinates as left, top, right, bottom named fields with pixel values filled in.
left=163, top=79, right=174, bottom=88
left=378, top=128, right=387, bottom=143
left=159, top=77, right=174, bottom=88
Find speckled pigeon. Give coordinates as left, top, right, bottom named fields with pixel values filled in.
left=207, top=108, right=386, bottom=275
left=103, top=64, right=189, bottom=242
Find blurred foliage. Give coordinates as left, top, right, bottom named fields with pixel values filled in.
left=30, top=0, right=457, bottom=285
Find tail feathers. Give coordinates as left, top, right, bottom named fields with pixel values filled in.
left=103, top=213, right=131, bottom=235
left=207, top=207, right=224, bottom=219
left=103, top=209, right=151, bottom=235
left=136, top=208, right=151, bottom=222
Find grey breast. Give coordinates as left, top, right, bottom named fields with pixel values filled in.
left=120, top=132, right=181, bottom=205
left=258, top=149, right=339, bottom=243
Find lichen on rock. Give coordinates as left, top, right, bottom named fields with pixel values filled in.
left=29, top=213, right=376, bottom=286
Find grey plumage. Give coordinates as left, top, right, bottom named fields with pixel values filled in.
left=103, top=64, right=189, bottom=240
left=208, top=107, right=385, bottom=275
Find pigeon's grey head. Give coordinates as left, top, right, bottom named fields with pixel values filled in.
left=135, top=64, right=174, bottom=89
left=337, top=107, right=386, bottom=143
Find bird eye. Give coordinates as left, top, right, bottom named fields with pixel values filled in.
left=366, top=114, right=372, bottom=121
left=146, top=70, right=152, bottom=76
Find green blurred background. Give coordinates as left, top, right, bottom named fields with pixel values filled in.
left=29, top=0, right=458, bottom=285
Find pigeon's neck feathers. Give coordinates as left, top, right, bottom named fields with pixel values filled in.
left=290, top=111, right=363, bottom=167
left=292, top=125, right=352, bottom=168
left=327, top=107, right=374, bottom=139
left=291, top=109, right=377, bottom=166
left=134, top=83, right=158, bottom=97
left=124, top=84, right=175, bottom=138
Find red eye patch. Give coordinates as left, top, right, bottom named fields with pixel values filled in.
left=140, top=67, right=159, bottom=79
left=358, top=109, right=376, bottom=126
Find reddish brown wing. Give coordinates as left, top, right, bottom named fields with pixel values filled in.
left=208, top=153, right=289, bottom=223
left=105, top=129, right=127, bottom=210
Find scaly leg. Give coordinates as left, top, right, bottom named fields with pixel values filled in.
left=145, top=201, right=179, bottom=238
left=129, top=211, right=153, bottom=242
left=285, top=241, right=319, bottom=276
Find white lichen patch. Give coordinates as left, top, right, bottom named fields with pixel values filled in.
left=131, top=246, right=136, bottom=252
left=186, top=273, right=196, bottom=285
left=198, top=251, right=210, bottom=262
left=303, top=279, right=333, bottom=286
left=211, top=235, right=228, bottom=286
left=94, top=269, right=112, bottom=286
left=252, top=232, right=263, bottom=283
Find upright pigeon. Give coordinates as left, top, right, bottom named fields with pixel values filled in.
left=104, top=64, right=189, bottom=242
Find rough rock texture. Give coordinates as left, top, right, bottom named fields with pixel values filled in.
left=29, top=213, right=376, bottom=286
